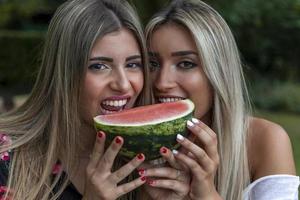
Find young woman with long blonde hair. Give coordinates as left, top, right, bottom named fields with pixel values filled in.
left=140, top=0, right=299, bottom=199
left=0, top=0, right=152, bottom=199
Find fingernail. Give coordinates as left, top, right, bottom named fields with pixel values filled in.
left=137, top=153, right=144, bottom=160
left=138, top=168, right=145, bottom=176
left=160, top=147, right=168, bottom=154
left=115, top=136, right=122, bottom=144
left=147, top=179, right=155, bottom=185
left=191, top=118, right=200, bottom=124
left=140, top=176, right=146, bottom=182
left=187, top=120, right=194, bottom=127
left=97, top=131, right=104, bottom=138
left=172, top=149, right=179, bottom=155
left=176, top=134, right=184, bottom=141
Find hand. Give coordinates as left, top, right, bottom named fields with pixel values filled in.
left=140, top=146, right=190, bottom=200
left=82, top=131, right=146, bottom=200
left=173, top=118, right=222, bottom=200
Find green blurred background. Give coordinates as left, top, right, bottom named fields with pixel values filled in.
left=0, top=0, right=299, bottom=178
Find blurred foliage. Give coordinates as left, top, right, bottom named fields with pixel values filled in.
left=0, top=31, right=44, bottom=94
left=249, top=80, right=300, bottom=114
left=0, top=0, right=300, bottom=113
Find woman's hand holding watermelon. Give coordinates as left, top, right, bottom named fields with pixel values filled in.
left=82, top=131, right=146, bottom=200
left=139, top=147, right=191, bottom=200
left=173, top=118, right=222, bottom=200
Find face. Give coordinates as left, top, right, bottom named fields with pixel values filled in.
left=80, top=28, right=144, bottom=125
left=149, top=24, right=213, bottom=123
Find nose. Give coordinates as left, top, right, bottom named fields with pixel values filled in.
left=110, top=69, right=131, bottom=93
left=153, top=65, right=177, bottom=92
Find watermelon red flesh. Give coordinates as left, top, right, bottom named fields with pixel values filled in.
left=95, top=100, right=190, bottom=125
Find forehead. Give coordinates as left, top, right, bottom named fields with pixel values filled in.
left=149, top=23, right=197, bottom=52
left=91, top=28, right=140, bottom=56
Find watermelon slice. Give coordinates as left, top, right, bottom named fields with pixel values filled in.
left=94, top=99, right=195, bottom=160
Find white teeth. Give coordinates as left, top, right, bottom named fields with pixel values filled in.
left=158, top=97, right=183, bottom=103
left=102, top=99, right=128, bottom=107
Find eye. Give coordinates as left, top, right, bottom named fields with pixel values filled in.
left=88, top=63, right=109, bottom=71
left=177, top=61, right=197, bottom=69
left=149, top=60, right=160, bottom=72
left=126, top=62, right=143, bottom=69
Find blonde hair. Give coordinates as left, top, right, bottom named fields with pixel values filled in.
left=146, top=0, right=251, bottom=199
left=0, top=0, right=151, bottom=199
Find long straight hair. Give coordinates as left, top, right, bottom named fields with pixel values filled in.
left=146, top=0, right=251, bottom=199
left=0, top=0, right=151, bottom=199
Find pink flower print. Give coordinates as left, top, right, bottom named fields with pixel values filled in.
left=0, top=152, right=9, bottom=161
left=52, top=163, right=62, bottom=175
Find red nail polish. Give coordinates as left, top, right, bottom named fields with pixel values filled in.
left=115, top=136, right=122, bottom=144
left=160, top=147, right=168, bottom=154
left=147, top=179, right=155, bottom=185
left=140, top=176, right=146, bottom=181
left=97, top=131, right=104, bottom=138
left=138, top=168, right=145, bottom=176
left=137, top=153, right=144, bottom=160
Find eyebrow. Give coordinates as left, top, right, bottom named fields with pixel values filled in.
left=171, top=51, right=198, bottom=56
left=126, top=55, right=141, bottom=61
left=89, top=56, right=113, bottom=62
left=89, top=55, right=141, bottom=62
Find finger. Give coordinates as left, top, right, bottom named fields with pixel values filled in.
left=172, top=149, right=205, bottom=177
left=159, top=146, right=183, bottom=170
left=89, top=131, right=106, bottom=169
left=115, top=176, right=146, bottom=197
left=146, top=178, right=189, bottom=196
left=141, top=167, right=180, bottom=179
left=187, top=119, right=218, bottom=160
left=97, top=136, right=123, bottom=171
left=176, top=134, right=213, bottom=171
left=110, top=153, right=145, bottom=183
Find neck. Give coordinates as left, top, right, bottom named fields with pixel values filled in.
left=60, top=122, right=97, bottom=195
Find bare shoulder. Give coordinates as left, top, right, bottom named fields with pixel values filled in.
left=247, top=117, right=296, bottom=181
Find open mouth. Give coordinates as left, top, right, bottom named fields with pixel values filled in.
left=101, top=98, right=129, bottom=114
left=157, top=97, right=185, bottom=103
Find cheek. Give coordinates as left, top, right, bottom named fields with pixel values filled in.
left=130, top=72, right=144, bottom=94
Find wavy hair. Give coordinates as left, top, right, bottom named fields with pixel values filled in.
left=0, top=0, right=151, bottom=199
left=146, top=0, right=251, bottom=199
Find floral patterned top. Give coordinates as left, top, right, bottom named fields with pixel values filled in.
left=0, top=132, right=82, bottom=199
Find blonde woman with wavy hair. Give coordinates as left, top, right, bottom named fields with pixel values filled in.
left=0, top=0, right=153, bottom=199
left=141, top=0, right=299, bottom=199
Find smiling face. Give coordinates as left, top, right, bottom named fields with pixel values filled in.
left=80, top=28, right=144, bottom=125
left=149, top=23, right=213, bottom=123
